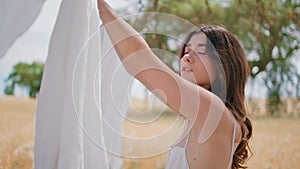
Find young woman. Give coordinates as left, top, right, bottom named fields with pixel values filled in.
left=97, top=1, right=252, bottom=169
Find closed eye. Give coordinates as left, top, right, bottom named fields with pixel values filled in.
left=198, top=52, right=206, bottom=55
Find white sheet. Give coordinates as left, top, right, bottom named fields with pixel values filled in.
left=0, top=0, right=46, bottom=58
left=34, top=0, right=131, bottom=168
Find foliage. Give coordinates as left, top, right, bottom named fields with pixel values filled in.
left=4, top=62, right=44, bottom=98
left=264, top=57, right=300, bottom=115
left=134, top=0, right=300, bottom=116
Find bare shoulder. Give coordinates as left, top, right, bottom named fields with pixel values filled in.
left=215, top=108, right=242, bottom=141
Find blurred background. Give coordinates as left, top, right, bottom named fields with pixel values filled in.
left=0, top=0, right=299, bottom=168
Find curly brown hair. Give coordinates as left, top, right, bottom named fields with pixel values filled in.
left=179, top=25, right=252, bottom=169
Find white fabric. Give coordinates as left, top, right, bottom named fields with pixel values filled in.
left=165, top=146, right=189, bottom=169
left=0, top=0, right=46, bottom=58
left=165, top=138, right=190, bottom=169
left=34, top=0, right=131, bottom=169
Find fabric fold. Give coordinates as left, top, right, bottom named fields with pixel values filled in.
left=34, top=0, right=131, bottom=168
left=0, top=0, right=46, bottom=58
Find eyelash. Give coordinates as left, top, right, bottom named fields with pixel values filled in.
left=184, top=51, right=206, bottom=55
left=198, top=52, right=206, bottom=55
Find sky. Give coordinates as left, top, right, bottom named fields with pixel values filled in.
left=1, top=0, right=297, bottom=98
left=0, top=0, right=138, bottom=97
left=0, top=0, right=61, bottom=96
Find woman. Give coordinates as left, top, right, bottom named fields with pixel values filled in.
left=98, top=1, right=252, bottom=169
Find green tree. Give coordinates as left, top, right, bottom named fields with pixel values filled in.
left=4, top=62, right=44, bottom=98
left=133, top=0, right=300, bottom=115
left=264, top=58, right=300, bottom=116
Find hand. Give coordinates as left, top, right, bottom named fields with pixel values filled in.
left=97, top=0, right=107, bottom=11
left=96, top=0, right=118, bottom=25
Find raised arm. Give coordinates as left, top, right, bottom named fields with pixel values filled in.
left=97, top=0, right=226, bottom=126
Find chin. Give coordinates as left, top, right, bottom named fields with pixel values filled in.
left=182, top=76, right=197, bottom=84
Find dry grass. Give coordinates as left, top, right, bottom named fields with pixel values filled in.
left=0, top=97, right=299, bottom=169
left=248, top=117, right=300, bottom=169
left=0, top=96, right=36, bottom=169
left=122, top=117, right=300, bottom=169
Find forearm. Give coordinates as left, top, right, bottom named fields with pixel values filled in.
left=97, top=1, right=151, bottom=63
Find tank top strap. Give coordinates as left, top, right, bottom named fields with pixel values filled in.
left=227, top=115, right=237, bottom=169
left=184, top=123, right=192, bottom=148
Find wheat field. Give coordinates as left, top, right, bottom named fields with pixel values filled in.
left=0, top=96, right=299, bottom=169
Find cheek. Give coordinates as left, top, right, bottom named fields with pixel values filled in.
left=196, top=58, right=217, bottom=82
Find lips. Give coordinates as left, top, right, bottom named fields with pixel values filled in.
left=182, top=67, right=193, bottom=72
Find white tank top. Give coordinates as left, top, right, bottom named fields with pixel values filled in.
left=165, top=118, right=237, bottom=169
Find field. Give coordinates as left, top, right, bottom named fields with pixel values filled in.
left=0, top=96, right=300, bottom=169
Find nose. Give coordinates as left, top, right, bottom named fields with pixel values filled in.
left=182, top=53, right=193, bottom=64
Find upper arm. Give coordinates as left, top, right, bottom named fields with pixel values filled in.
left=127, top=50, right=225, bottom=126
